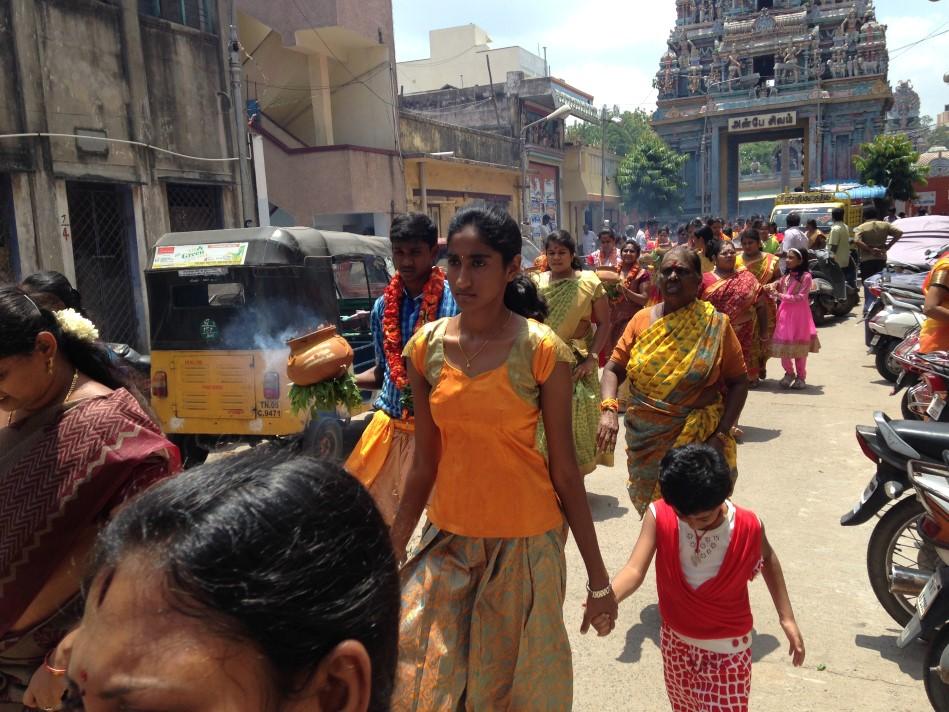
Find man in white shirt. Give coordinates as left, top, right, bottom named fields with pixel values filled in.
left=581, top=224, right=598, bottom=256
left=780, top=211, right=809, bottom=273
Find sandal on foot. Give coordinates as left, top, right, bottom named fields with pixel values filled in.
left=779, top=374, right=794, bottom=389
left=790, top=378, right=806, bottom=390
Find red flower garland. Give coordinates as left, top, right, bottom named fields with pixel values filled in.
left=381, top=267, right=446, bottom=418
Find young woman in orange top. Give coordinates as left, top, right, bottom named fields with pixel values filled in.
left=390, top=207, right=616, bottom=711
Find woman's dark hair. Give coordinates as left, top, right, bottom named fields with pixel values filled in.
left=661, top=245, right=702, bottom=276
left=598, top=228, right=616, bottom=240
left=787, top=247, right=811, bottom=277
left=88, top=447, right=400, bottom=710
left=0, top=285, right=131, bottom=391
left=659, top=444, right=733, bottom=515
left=447, top=206, right=548, bottom=321
left=739, top=227, right=761, bottom=244
left=722, top=226, right=733, bottom=238
left=545, top=230, right=584, bottom=270
left=20, top=271, right=85, bottom=315
left=704, top=237, right=722, bottom=261
left=805, top=219, right=818, bottom=231
left=390, top=212, right=437, bottom=248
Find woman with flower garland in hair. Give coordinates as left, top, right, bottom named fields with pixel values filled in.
left=345, top=214, right=458, bottom=525
left=391, top=207, right=616, bottom=711
left=532, top=229, right=613, bottom=474
left=0, top=286, right=180, bottom=711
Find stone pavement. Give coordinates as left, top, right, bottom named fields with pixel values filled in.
left=568, top=314, right=930, bottom=711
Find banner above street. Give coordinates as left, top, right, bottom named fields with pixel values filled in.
left=728, top=111, right=798, bottom=133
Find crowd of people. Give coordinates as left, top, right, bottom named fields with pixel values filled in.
left=0, top=205, right=825, bottom=712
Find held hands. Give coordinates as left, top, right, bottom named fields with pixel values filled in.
left=596, top=411, right=620, bottom=454
left=781, top=617, right=806, bottom=667
left=581, top=591, right=619, bottom=637
left=23, top=640, right=71, bottom=712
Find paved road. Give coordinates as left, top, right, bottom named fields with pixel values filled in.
left=568, top=314, right=930, bottom=711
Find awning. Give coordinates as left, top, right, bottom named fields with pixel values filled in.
left=551, top=87, right=599, bottom=123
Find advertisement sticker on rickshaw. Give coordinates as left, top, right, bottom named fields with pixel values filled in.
left=152, top=243, right=249, bottom=269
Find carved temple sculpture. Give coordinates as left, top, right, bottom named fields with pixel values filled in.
left=652, top=0, right=893, bottom=219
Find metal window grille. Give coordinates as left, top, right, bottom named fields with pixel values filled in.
left=66, top=183, right=142, bottom=349
left=166, top=183, right=224, bottom=232
left=139, top=0, right=217, bottom=34
left=0, top=175, right=15, bottom=284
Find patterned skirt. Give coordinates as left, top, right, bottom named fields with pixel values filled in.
left=660, top=624, right=752, bottom=712
left=537, top=367, right=613, bottom=476
left=393, top=523, right=572, bottom=711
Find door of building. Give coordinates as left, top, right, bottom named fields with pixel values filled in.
left=66, top=182, right=143, bottom=349
left=0, top=174, right=16, bottom=283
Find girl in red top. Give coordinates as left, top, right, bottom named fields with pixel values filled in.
left=608, top=444, right=804, bottom=711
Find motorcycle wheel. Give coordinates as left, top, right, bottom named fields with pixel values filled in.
left=874, top=340, right=900, bottom=383
left=810, top=300, right=826, bottom=325
left=866, top=496, right=937, bottom=626
left=926, top=625, right=949, bottom=712
left=303, top=418, right=344, bottom=461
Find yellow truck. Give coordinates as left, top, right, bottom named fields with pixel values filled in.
left=770, top=191, right=865, bottom=232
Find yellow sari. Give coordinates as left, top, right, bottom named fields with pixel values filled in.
left=533, top=271, right=613, bottom=474
left=920, top=257, right=949, bottom=354
left=624, top=300, right=737, bottom=516
left=737, top=251, right=780, bottom=377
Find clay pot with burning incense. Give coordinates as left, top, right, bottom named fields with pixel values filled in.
left=287, top=325, right=354, bottom=386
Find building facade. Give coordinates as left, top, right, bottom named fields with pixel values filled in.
left=562, top=142, right=625, bottom=239
left=399, top=70, right=599, bottom=242
left=0, top=0, right=242, bottom=350
left=652, top=0, right=892, bottom=219
left=396, top=24, right=547, bottom=95
left=236, top=0, right=405, bottom=235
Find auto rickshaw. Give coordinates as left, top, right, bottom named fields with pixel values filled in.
left=145, top=226, right=391, bottom=465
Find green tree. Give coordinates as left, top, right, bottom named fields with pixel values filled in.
left=854, top=133, right=929, bottom=201
left=738, top=141, right=777, bottom=175
left=929, top=123, right=949, bottom=148
left=565, top=110, right=652, bottom=158
left=617, top=133, right=687, bottom=217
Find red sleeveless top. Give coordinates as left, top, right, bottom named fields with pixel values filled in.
left=654, top=499, right=762, bottom=640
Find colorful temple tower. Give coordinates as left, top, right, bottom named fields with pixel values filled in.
left=652, top=0, right=892, bottom=218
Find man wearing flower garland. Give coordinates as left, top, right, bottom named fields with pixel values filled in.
left=345, top=213, right=457, bottom=524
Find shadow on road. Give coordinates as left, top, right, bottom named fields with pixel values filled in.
left=854, top=632, right=926, bottom=680
left=753, top=381, right=826, bottom=396
left=737, top=426, right=781, bottom=443
left=587, top=491, right=629, bottom=522
left=751, top=633, right=781, bottom=662
left=617, top=603, right=660, bottom=663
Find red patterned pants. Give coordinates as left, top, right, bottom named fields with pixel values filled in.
left=660, top=624, right=752, bottom=712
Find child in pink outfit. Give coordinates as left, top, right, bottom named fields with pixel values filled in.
left=768, top=248, right=820, bottom=389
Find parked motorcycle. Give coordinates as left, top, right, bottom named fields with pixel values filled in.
left=890, top=330, right=949, bottom=423
left=896, top=457, right=949, bottom=710
left=864, top=266, right=926, bottom=347
left=842, top=412, right=949, bottom=625
left=809, top=249, right=859, bottom=324
left=868, top=292, right=925, bottom=382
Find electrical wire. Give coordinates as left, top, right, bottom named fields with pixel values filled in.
left=0, top=132, right=238, bottom=162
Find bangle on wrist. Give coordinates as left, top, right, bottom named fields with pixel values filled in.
left=586, top=582, right=614, bottom=599
left=44, top=648, right=67, bottom=677
left=599, top=398, right=620, bottom=413
left=712, top=430, right=729, bottom=444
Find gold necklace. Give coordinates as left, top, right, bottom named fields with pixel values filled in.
left=457, top=311, right=513, bottom=370
left=7, top=369, right=80, bottom=426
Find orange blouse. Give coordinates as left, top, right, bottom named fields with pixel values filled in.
left=404, top=317, right=571, bottom=538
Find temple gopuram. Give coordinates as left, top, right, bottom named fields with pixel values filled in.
left=652, top=0, right=892, bottom=218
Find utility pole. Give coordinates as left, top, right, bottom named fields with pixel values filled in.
left=229, top=22, right=256, bottom=226
left=600, top=104, right=608, bottom=227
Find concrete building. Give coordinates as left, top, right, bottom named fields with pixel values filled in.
left=0, top=0, right=242, bottom=350
left=400, top=113, right=520, bottom=236
left=236, top=0, right=404, bottom=234
left=562, top=142, right=624, bottom=239
left=400, top=71, right=599, bottom=242
left=937, top=105, right=949, bottom=129
left=397, top=24, right=546, bottom=95
left=914, top=146, right=949, bottom=216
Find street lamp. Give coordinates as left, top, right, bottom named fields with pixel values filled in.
left=600, top=105, right=623, bottom=228
left=520, top=103, right=572, bottom=241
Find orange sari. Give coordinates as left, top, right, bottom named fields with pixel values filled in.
left=736, top=252, right=780, bottom=376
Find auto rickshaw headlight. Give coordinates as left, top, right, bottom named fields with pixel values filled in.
left=152, top=371, right=168, bottom=398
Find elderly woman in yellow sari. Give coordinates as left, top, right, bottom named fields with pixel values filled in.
left=736, top=227, right=781, bottom=383
left=534, top=230, right=613, bottom=474
left=597, top=246, right=749, bottom=516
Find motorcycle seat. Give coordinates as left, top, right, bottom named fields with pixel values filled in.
left=890, top=421, right=949, bottom=461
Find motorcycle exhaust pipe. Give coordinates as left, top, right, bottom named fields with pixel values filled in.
left=889, top=565, right=931, bottom=596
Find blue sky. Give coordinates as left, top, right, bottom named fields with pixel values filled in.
left=393, top=0, right=948, bottom=124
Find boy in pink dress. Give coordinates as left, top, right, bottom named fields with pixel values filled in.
left=606, top=445, right=805, bottom=711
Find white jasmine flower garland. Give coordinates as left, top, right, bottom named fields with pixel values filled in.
left=54, top=308, right=100, bottom=343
